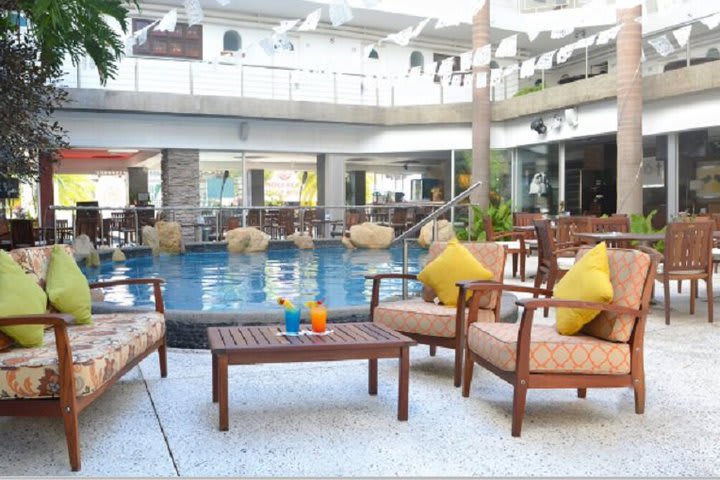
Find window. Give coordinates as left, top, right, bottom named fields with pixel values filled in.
left=410, top=51, right=424, bottom=68
left=368, top=49, right=379, bottom=60
left=132, top=19, right=203, bottom=60
left=223, top=30, right=241, bottom=52
left=706, top=47, right=720, bottom=59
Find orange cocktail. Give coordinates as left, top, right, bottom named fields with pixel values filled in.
left=310, top=305, right=328, bottom=333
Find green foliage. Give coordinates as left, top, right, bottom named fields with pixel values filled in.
left=630, top=210, right=666, bottom=253
left=454, top=201, right=513, bottom=241
left=513, top=84, right=543, bottom=97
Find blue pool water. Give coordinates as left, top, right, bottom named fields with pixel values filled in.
left=82, top=246, right=429, bottom=312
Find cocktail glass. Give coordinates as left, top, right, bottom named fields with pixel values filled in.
left=310, top=305, right=327, bottom=333
left=284, top=307, right=301, bottom=335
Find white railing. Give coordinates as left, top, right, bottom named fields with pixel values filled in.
left=518, top=0, right=596, bottom=13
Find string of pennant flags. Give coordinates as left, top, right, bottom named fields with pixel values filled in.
left=126, top=0, right=720, bottom=91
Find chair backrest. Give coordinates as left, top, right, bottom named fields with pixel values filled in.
left=578, top=247, right=656, bottom=343
left=708, top=213, right=720, bottom=230
left=663, top=220, right=713, bottom=274
left=10, top=219, right=34, bottom=248
left=513, top=212, right=543, bottom=227
left=10, top=245, right=74, bottom=287
left=427, top=241, right=506, bottom=310
left=226, top=217, right=241, bottom=231
left=345, top=211, right=363, bottom=229
left=391, top=208, right=407, bottom=224
left=247, top=210, right=261, bottom=227
left=533, top=219, right=556, bottom=266
left=278, top=209, right=295, bottom=235
left=0, top=219, right=9, bottom=239
left=556, top=216, right=592, bottom=246
left=590, top=216, right=631, bottom=248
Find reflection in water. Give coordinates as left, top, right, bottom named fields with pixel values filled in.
left=81, top=246, right=427, bottom=312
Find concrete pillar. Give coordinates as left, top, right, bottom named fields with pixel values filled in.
left=249, top=170, right=265, bottom=206
left=317, top=154, right=345, bottom=220
left=471, top=0, right=491, bottom=207
left=348, top=171, right=366, bottom=205
left=616, top=4, right=643, bottom=215
left=127, top=167, right=149, bottom=205
left=161, top=148, right=199, bottom=242
left=39, top=152, right=55, bottom=226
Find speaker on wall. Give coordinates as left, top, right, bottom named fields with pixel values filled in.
left=239, top=121, right=249, bottom=141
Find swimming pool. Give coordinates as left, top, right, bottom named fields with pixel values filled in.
left=82, top=246, right=429, bottom=312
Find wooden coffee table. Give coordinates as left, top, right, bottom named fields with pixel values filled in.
left=207, top=322, right=416, bottom=430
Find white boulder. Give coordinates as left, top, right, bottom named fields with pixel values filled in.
left=142, top=226, right=160, bottom=256
left=155, top=221, right=184, bottom=254
left=341, top=235, right=355, bottom=249
left=418, top=220, right=456, bottom=248
left=226, top=227, right=270, bottom=253
left=112, top=248, right=126, bottom=262
left=349, top=222, right=394, bottom=249
left=288, top=232, right=314, bottom=250
left=72, top=234, right=94, bottom=258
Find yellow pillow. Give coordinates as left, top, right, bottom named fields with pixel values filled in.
left=0, top=251, right=48, bottom=347
left=554, top=242, right=614, bottom=335
left=46, top=245, right=93, bottom=325
left=417, top=238, right=493, bottom=306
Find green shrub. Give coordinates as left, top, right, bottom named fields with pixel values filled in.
left=513, top=84, right=543, bottom=97
left=629, top=210, right=666, bottom=253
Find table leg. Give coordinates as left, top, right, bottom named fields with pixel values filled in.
left=217, top=354, right=229, bottom=431
left=398, top=346, right=409, bottom=421
left=212, top=353, right=218, bottom=403
left=368, top=358, right=378, bottom=395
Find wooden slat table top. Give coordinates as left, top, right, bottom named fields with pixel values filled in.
left=208, top=322, right=415, bottom=354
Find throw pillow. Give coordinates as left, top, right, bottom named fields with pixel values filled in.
left=0, top=251, right=48, bottom=347
left=417, top=238, right=493, bottom=306
left=554, top=242, right=614, bottom=335
left=46, top=245, right=93, bottom=325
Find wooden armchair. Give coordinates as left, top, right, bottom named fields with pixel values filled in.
left=367, top=242, right=506, bottom=387
left=658, top=219, right=714, bottom=325
left=532, top=220, right=580, bottom=298
left=461, top=247, right=657, bottom=436
left=484, top=216, right=527, bottom=282
left=513, top=212, right=543, bottom=254
left=556, top=215, right=592, bottom=249
left=589, top=216, right=631, bottom=248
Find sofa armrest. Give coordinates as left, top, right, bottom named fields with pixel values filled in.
left=366, top=274, right=420, bottom=320
left=88, top=278, right=166, bottom=314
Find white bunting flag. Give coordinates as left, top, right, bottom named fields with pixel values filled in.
left=527, top=28, right=541, bottom=42
left=576, top=34, right=597, bottom=49
left=412, top=18, right=432, bottom=38
left=385, top=26, right=414, bottom=46
left=473, top=44, right=491, bottom=66
left=648, top=35, right=675, bottom=57
left=298, top=8, right=322, bottom=31
left=363, top=43, right=376, bottom=59
left=535, top=50, right=556, bottom=70
left=435, top=15, right=462, bottom=29
left=596, top=25, right=621, bottom=46
left=475, top=72, right=487, bottom=89
left=460, top=51, right=473, bottom=71
left=701, top=12, right=720, bottom=30
left=439, top=57, right=455, bottom=76
left=154, top=9, right=177, bottom=32
left=495, top=34, right=517, bottom=58
left=424, top=61, right=438, bottom=75
left=133, top=20, right=159, bottom=46
left=259, top=37, right=275, bottom=56
left=556, top=42, right=576, bottom=64
left=503, top=64, right=519, bottom=77
left=215, top=0, right=231, bottom=5
left=672, top=25, right=691, bottom=48
left=490, top=68, right=502, bottom=86
left=329, top=0, right=353, bottom=27
left=184, top=0, right=204, bottom=26
left=273, top=19, right=299, bottom=34
left=550, top=27, right=574, bottom=39
left=520, top=57, right=536, bottom=79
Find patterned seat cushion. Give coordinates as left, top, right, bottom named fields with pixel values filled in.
left=0, top=312, right=165, bottom=399
left=467, top=322, right=630, bottom=374
left=10, top=245, right=74, bottom=288
left=374, top=298, right=495, bottom=338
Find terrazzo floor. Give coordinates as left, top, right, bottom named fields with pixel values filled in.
left=2, top=258, right=719, bottom=477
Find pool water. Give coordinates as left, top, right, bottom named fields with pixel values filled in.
left=82, top=246, right=429, bottom=312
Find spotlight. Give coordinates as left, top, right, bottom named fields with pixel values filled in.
left=565, top=107, right=579, bottom=127
left=530, top=118, right=547, bottom=135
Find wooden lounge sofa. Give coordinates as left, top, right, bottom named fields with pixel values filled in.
left=0, top=245, right=167, bottom=471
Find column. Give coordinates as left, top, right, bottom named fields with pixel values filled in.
left=616, top=3, right=643, bottom=215
left=471, top=0, right=491, bottom=208
left=348, top=171, right=366, bottom=205
left=127, top=167, right=149, bottom=205
left=161, top=148, right=199, bottom=242
left=317, top=154, right=345, bottom=222
left=249, top=170, right=265, bottom=206
left=39, top=152, right=55, bottom=226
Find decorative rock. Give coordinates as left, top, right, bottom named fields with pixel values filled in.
left=112, top=248, right=126, bottom=262
left=349, top=222, right=394, bottom=249
left=90, top=289, right=105, bottom=302
left=288, top=232, right=314, bottom=250
left=142, top=226, right=160, bottom=256
left=418, top=220, right=456, bottom=248
left=155, top=221, right=184, bottom=254
left=341, top=235, right=355, bottom=249
left=72, top=234, right=94, bottom=258
left=226, top=227, right=270, bottom=253
left=85, top=250, right=101, bottom=268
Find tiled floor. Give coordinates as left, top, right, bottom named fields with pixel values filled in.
left=2, top=258, right=719, bottom=476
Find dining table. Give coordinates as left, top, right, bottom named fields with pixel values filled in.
left=575, top=231, right=720, bottom=247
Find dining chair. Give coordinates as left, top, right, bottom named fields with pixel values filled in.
left=512, top=212, right=544, bottom=255
left=484, top=215, right=527, bottom=282
left=10, top=219, right=35, bottom=249
left=589, top=216, right=631, bottom=248
left=556, top=215, right=592, bottom=249
left=658, top=219, right=714, bottom=325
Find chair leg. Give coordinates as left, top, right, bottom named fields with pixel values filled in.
left=519, top=250, right=526, bottom=282
left=634, top=375, right=646, bottom=414
left=544, top=269, right=558, bottom=318
left=453, top=343, right=463, bottom=388
left=689, top=280, right=696, bottom=315
left=62, top=407, right=81, bottom=471
left=462, top=349, right=474, bottom=398
left=677, top=280, right=682, bottom=294
left=158, top=341, right=168, bottom=378
left=429, top=345, right=437, bottom=357
left=664, top=280, right=671, bottom=325
left=511, top=253, right=518, bottom=278
left=577, top=388, right=587, bottom=398
left=707, top=276, right=714, bottom=324
left=511, top=382, right=528, bottom=437
left=533, top=268, right=544, bottom=293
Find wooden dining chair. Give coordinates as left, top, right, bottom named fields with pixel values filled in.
left=658, top=220, right=714, bottom=325
left=555, top=216, right=592, bottom=249
left=589, top=216, right=631, bottom=248
left=9, top=219, right=35, bottom=249
left=484, top=215, right=526, bottom=282
left=513, top=212, right=543, bottom=255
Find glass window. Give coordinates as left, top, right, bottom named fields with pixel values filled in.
left=516, top=144, right=559, bottom=214
left=368, top=49, right=379, bottom=60
left=410, top=51, right=424, bottom=68
left=223, top=30, right=241, bottom=51
left=452, top=149, right=511, bottom=204
left=679, top=128, right=720, bottom=215
left=642, top=135, right=668, bottom=228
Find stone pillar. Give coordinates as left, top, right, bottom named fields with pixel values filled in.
left=317, top=154, right=345, bottom=220
left=161, top=148, right=199, bottom=242
left=127, top=167, right=149, bottom=205
left=39, top=151, right=55, bottom=226
left=471, top=1, right=491, bottom=208
left=616, top=3, right=643, bottom=215
left=249, top=170, right=265, bottom=206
